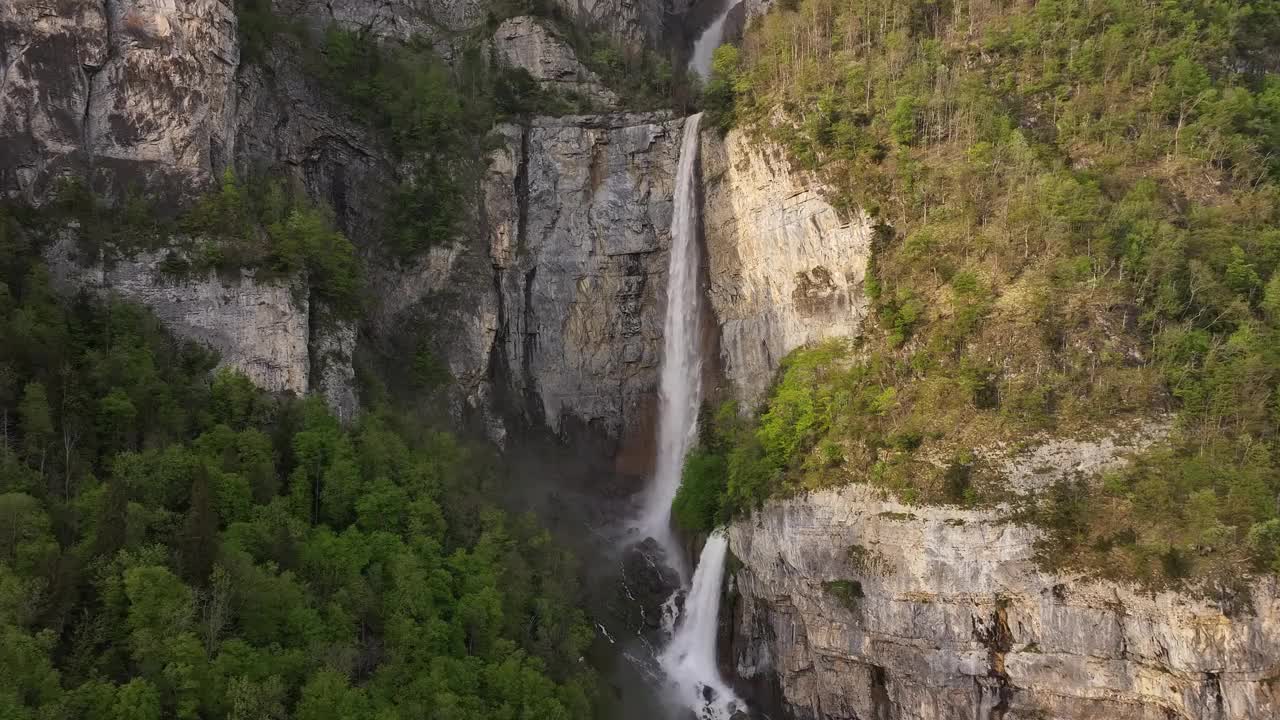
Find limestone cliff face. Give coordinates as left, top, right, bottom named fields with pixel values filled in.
left=702, top=128, right=872, bottom=409
left=1, top=0, right=239, bottom=204
left=727, top=431, right=1280, bottom=720
left=1, top=0, right=688, bottom=429
left=493, top=17, right=619, bottom=109
left=43, top=233, right=309, bottom=393
left=554, top=0, right=686, bottom=49
left=486, top=113, right=682, bottom=445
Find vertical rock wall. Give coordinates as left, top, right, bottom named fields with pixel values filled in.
left=701, top=128, right=872, bottom=409
left=487, top=113, right=683, bottom=447
left=728, top=438, right=1280, bottom=720
left=1, top=0, right=240, bottom=204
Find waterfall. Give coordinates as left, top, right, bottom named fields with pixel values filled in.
left=635, top=111, right=745, bottom=718
left=659, top=532, right=743, bottom=719
left=689, top=1, right=741, bottom=80
left=638, top=112, right=705, bottom=566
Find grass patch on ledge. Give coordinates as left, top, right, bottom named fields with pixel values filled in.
left=822, top=580, right=866, bottom=612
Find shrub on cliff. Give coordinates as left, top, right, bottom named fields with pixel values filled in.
left=182, top=171, right=363, bottom=315
left=673, top=450, right=728, bottom=533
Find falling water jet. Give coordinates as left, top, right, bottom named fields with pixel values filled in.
left=689, top=0, right=742, bottom=80
left=632, top=109, right=747, bottom=717
left=660, top=531, right=743, bottom=719
left=637, top=112, right=706, bottom=574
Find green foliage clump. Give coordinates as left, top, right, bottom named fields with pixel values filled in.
left=821, top=580, right=864, bottom=611
left=672, top=451, right=727, bottom=533
left=705, top=0, right=1280, bottom=584
left=0, top=241, right=599, bottom=720
left=46, top=179, right=167, bottom=259
left=703, top=45, right=742, bottom=134
left=319, top=29, right=480, bottom=257
left=671, top=401, right=738, bottom=533
left=410, top=345, right=453, bottom=390
left=578, top=32, right=677, bottom=110
left=233, top=0, right=292, bottom=63
left=181, top=171, right=362, bottom=314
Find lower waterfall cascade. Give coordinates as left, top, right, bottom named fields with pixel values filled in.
left=660, top=533, right=744, bottom=719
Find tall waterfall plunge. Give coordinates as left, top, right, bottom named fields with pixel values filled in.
left=635, top=112, right=744, bottom=719
left=638, top=113, right=706, bottom=566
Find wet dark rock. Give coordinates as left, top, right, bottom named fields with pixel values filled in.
left=618, top=537, right=683, bottom=638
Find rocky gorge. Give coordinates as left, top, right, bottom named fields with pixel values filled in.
left=3, top=0, right=1279, bottom=718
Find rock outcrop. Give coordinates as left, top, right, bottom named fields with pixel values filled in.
left=310, top=310, right=360, bottom=423
left=554, top=0, right=685, bottom=49
left=1, top=0, right=696, bottom=431
left=487, top=113, right=683, bottom=446
left=728, top=431, right=1280, bottom=720
left=493, top=17, right=619, bottom=109
left=1, top=0, right=240, bottom=204
left=44, top=234, right=312, bottom=396
left=702, top=128, right=872, bottom=408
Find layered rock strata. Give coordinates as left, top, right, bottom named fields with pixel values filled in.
left=486, top=113, right=683, bottom=446
left=728, top=433, right=1280, bottom=720
left=701, top=128, right=873, bottom=408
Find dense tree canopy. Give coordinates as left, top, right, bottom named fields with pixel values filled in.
left=0, top=211, right=597, bottom=719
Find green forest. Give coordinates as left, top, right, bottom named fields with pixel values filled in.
left=679, top=0, right=1280, bottom=587
left=0, top=209, right=597, bottom=718
left=8, top=0, right=1280, bottom=714
left=0, top=8, right=674, bottom=716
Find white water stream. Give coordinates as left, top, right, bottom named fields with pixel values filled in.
left=638, top=112, right=706, bottom=569
left=689, top=0, right=741, bottom=80
left=635, top=109, right=745, bottom=718
left=660, top=532, right=743, bottom=719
